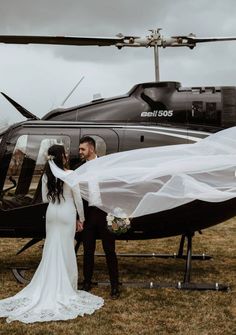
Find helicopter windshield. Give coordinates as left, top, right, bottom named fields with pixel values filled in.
left=1, top=134, right=70, bottom=210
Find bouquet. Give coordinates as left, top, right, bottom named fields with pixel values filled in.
left=106, top=213, right=131, bottom=235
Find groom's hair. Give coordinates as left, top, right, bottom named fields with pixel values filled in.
left=79, top=136, right=96, bottom=149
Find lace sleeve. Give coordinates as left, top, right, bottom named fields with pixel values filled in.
left=72, top=185, right=85, bottom=222
left=41, top=174, right=49, bottom=203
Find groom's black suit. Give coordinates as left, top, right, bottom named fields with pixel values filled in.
left=76, top=159, right=119, bottom=289
left=83, top=203, right=119, bottom=288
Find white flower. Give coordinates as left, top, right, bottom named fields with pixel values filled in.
left=107, top=219, right=113, bottom=226
left=107, top=213, right=114, bottom=221
left=106, top=211, right=131, bottom=235
left=125, top=218, right=130, bottom=225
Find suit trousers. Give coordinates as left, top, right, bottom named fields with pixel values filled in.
left=82, top=206, right=119, bottom=287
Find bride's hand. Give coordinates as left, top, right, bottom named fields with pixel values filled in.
left=76, top=220, right=84, bottom=232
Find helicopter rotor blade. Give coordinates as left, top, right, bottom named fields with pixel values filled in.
left=0, top=33, right=156, bottom=49
left=168, top=34, right=236, bottom=48
left=1, top=92, right=39, bottom=120
left=1, top=32, right=236, bottom=50
left=0, top=32, right=183, bottom=49
left=0, top=34, right=126, bottom=47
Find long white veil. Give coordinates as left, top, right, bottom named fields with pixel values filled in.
left=49, top=127, right=236, bottom=218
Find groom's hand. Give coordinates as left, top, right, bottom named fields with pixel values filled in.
left=76, top=220, right=84, bottom=232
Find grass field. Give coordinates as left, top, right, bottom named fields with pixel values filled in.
left=0, top=218, right=235, bottom=335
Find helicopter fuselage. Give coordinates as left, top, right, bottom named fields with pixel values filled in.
left=0, top=81, right=236, bottom=240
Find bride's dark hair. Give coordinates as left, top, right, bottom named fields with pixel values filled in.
left=44, top=144, right=66, bottom=203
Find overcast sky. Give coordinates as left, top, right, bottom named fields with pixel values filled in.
left=1, top=0, right=236, bottom=124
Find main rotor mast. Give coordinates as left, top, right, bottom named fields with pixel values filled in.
left=1, top=29, right=236, bottom=82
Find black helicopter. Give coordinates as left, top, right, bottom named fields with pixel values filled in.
left=0, top=30, right=236, bottom=289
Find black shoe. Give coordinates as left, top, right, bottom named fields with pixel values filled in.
left=110, top=287, right=120, bottom=299
left=82, top=281, right=92, bottom=292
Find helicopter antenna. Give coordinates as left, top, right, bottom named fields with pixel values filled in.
left=60, top=76, right=85, bottom=106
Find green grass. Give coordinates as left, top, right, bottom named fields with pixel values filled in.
left=0, top=218, right=235, bottom=335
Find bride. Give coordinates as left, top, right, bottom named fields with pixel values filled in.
left=0, top=144, right=103, bottom=323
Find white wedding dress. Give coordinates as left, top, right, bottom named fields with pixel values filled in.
left=0, top=173, right=103, bottom=323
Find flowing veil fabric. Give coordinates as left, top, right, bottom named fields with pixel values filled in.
left=50, top=127, right=236, bottom=219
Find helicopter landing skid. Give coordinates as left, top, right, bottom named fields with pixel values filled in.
left=76, top=233, right=212, bottom=260
left=11, top=234, right=229, bottom=291
left=11, top=267, right=30, bottom=285
left=83, top=233, right=229, bottom=292
left=93, top=252, right=211, bottom=260
left=91, top=281, right=229, bottom=291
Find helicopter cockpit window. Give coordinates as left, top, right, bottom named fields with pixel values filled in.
left=92, top=136, right=107, bottom=157
left=189, top=101, right=220, bottom=126
left=1, top=135, right=70, bottom=210
left=190, top=101, right=204, bottom=123
left=3, top=134, right=28, bottom=187
left=205, top=102, right=218, bottom=122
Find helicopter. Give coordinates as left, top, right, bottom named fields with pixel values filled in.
left=0, top=30, right=236, bottom=290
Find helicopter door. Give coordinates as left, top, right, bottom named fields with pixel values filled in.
left=80, top=128, right=119, bottom=157
left=1, top=134, right=70, bottom=210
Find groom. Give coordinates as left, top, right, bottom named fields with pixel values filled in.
left=77, top=136, right=120, bottom=299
